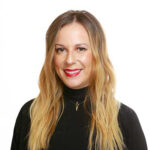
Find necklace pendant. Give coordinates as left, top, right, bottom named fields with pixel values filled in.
left=75, top=101, right=79, bottom=111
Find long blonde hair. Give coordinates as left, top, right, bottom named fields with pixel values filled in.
left=27, top=10, right=125, bottom=150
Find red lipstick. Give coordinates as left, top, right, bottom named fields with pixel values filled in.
left=64, top=69, right=81, bottom=71
left=64, top=69, right=82, bottom=77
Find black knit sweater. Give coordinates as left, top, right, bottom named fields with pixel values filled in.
left=10, top=84, right=148, bottom=150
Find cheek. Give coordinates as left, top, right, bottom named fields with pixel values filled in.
left=54, top=57, right=61, bottom=74
left=81, top=52, right=93, bottom=68
left=54, top=55, right=61, bottom=69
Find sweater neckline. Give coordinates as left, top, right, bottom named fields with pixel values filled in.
left=62, top=83, right=89, bottom=102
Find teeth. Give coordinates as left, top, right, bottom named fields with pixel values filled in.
left=65, top=70, right=81, bottom=74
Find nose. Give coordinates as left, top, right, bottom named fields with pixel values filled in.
left=65, top=51, right=76, bottom=65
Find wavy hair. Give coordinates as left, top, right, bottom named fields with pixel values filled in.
left=27, top=10, right=125, bottom=150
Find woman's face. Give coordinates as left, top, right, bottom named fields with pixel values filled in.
left=54, top=22, right=93, bottom=89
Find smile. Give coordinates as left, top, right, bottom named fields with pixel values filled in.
left=64, top=70, right=82, bottom=77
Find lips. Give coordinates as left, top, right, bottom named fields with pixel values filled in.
left=64, top=69, right=82, bottom=77
left=64, top=69, right=81, bottom=71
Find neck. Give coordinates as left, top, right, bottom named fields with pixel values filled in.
left=62, top=83, right=89, bottom=103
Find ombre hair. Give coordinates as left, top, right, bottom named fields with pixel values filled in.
left=27, top=10, right=125, bottom=150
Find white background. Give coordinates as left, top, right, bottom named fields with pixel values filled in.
left=1, top=0, right=150, bottom=149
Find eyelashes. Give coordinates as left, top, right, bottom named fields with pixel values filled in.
left=55, top=47, right=87, bottom=53
left=78, top=47, right=86, bottom=51
left=55, top=48, right=65, bottom=53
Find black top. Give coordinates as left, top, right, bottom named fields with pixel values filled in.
left=11, top=84, right=148, bottom=150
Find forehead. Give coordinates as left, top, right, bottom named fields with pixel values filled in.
left=55, top=22, right=90, bottom=44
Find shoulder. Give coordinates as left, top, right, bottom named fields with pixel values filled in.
left=118, top=102, right=148, bottom=149
left=118, top=102, right=137, bottom=119
left=118, top=102, right=139, bottom=130
left=20, top=98, right=34, bottom=114
left=12, top=99, right=35, bottom=135
left=16, top=98, right=35, bottom=123
left=11, top=98, right=35, bottom=149
left=117, top=102, right=140, bottom=140
left=118, top=102, right=139, bottom=124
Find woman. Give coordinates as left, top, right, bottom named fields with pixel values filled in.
left=11, top=10, right=147, bottom=150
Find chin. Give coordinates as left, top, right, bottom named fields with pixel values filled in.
left=64, top=81, right=82, bottom=89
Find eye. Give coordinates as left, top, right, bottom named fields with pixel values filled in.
left=55, top=48, right=65, bottom=53
left=77, top=47, right=86, bottom=51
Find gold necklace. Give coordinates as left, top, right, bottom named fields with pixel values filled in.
left=70, top=100, right=84, bottom=111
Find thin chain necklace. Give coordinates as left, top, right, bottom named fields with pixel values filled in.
left=69, top=100, right=84, bottom=111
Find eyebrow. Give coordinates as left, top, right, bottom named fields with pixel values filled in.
left=55, top=43, right=89, bottom=47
